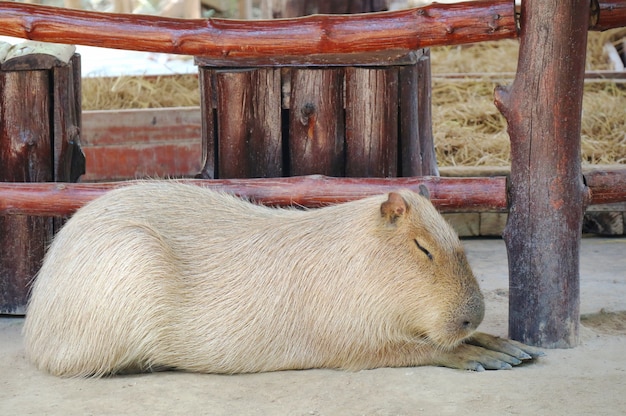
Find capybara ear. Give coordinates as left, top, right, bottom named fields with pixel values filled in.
left=418, top=184, right=431, bottom=200
left=380, top=192, right=409, bottom=224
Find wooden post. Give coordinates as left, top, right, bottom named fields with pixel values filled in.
left=0, top=41, right=84, bottom=314
left=494, top=1, right=592, bottom=347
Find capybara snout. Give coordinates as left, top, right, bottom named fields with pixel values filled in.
left=23, top=181, right=490, bottom=377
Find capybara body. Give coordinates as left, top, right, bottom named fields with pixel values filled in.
left=24, top=181, right=519, bottom=377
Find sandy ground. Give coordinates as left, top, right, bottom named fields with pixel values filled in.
left=1, top=237, right=625, bottom=416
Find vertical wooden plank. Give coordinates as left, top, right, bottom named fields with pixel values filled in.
left=52, top=53, right=85, bottom=184
left=69, top=53, right=85, bottom=182
left=216, top=70, right=247, bottom=178
left=416, top=49, right=439, bottom=176
left=0, top=71, right=54, bottom=314
left=52, top=54, right=84, bottom=233
left=288, top=68, right=344, bottom=176
left=216, top=68, right=282, bottom=178
left=494, top=0, right=591, bottom=347
left=398, top=63, right=421, bottom=177
left=197, top=67, right=216, bottom=179
left=344, top=67, right=398, bottom=177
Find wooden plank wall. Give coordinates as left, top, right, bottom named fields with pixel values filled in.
left=195, top=62, right=437, bottom=179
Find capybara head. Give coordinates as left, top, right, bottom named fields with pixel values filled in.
left=377, top=189, right=485, bottom=350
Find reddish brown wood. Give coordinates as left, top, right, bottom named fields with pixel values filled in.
left=197, top=68, right=216, bottom=179
left=494, top=0, right=592, bottom=348
left=585, top=167, right=626, bottom=205
left=276, top=0, right=388, bottom=17
left=416, top=49, right=439, bottom=176
left=0, top=1, right=516, bottom=62
left=316, top=0, right=388, bottom=14
left=0, top=176, right=508, bottom=216
left=0, top=70, right=54, bottom=314
left=0, top=1, right=623, bottom=65
left=80, top=108, right=203, bottom=181
left=398, top=63, right=422, bottom=177
left=2, top=170, right=624, bottom=217
left=52, top=54, right=85, bottom=183
left=591, top=0, right=626, bottom=30
left=1, top=45, right=83, bottom=314
left=345, top=67, right=398, bottom=177
left=215, top=69, right=282, bottom=178
left=288, top=69, right=344, bottom=176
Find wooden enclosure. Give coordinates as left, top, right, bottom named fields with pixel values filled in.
left=1, top=1, right=626, bottom=348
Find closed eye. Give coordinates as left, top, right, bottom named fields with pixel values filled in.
left=414, top=240, right=433, bottom=261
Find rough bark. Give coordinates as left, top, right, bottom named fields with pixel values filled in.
left=288, top=69, right=344, bottom=176
left=0, top=176, right=508, bottom=216
left=215, top=69, right=283, bottom=178
left=590, top=0, right=626, bottom=30
left=0, top=1, right=516, bottom=62
left=494, top=0, right=592, bottom=348
left=345, top=67, right=398, bottom=177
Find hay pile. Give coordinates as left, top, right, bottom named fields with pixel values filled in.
left=430, top=30, right=626, bottom=167
left=82, top=31, right=626, bottom=167
left=82, top=74, right=199, bottom=109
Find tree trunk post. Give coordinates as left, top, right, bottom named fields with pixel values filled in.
left=0, top=41, right=84, bottom=314
left=494, top=1, right=592, bottom=347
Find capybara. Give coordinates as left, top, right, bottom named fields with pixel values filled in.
left=23, top=181, right=542, bottom=377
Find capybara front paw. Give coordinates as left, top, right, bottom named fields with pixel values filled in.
left=466, top=332, right=545, bottom=362
left=433, top=332, right=544, bottom=371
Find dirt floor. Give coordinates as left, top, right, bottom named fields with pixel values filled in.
left=1, top=238, right=625, bottom=416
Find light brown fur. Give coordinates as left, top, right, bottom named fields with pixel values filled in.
left=23, top=181, right=541, bottom=377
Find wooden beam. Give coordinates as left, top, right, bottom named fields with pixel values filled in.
left=2, top=167, right=625, bottom=218
left=0, top=1, right=517, bottom=62
left=590, top=0, right=626, bottom=31
left=1, top=0, right=625, bottom=64
left=0, top=176, right=508, bottom=216
left=585, top=166, right=626, bottom=206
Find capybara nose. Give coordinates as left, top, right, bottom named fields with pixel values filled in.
left=459, top=294, right=485, bottom=332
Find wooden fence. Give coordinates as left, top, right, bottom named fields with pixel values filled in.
left=1, top=0, right=626, bottom=348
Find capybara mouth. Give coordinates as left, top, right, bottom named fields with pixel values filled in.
left=423, top=323, right=479, bottom=351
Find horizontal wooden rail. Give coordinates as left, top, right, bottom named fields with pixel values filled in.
left=1, top=0, right=517, bottom=62
left=585, top=167, right=626, bottom=205
left=591, top=0, right=626, bottom=31
left=0, top=176, right=507, bottom=216
left=1, top=0, right=625, bottom=63
left=433, top=71, right=626, bottom=82
left=1, top=168, right=625, bottom=217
